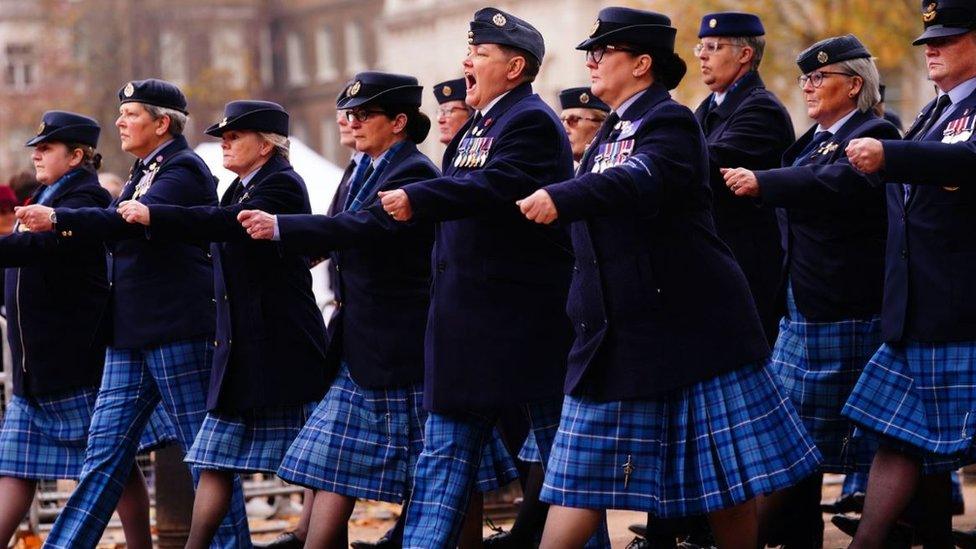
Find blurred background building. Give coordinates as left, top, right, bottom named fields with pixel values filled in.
left=0, top=0, right=932, bottom=181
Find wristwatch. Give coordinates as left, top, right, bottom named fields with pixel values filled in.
left=49, top=210, right=57, bottom=225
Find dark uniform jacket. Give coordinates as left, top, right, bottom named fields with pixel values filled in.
left=149, top=154, right=328, bottom=413
left=694, top=71, right=793, bottom=341
left=401, top=82, right=575, bottom=413
left=881, top=88, right=976, bottom=342
left=546, top=84, right=769, bottom=400
left=276, top=142, right=437, bottom=390
left=53, top=136, right=217, bottom=349
left=757, top=110, right=899, bottom=321
left=1, top=169, right=110, bottom=397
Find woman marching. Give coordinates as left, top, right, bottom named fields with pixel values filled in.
left=238, top=72, right=516, bottom=548
left=117, top=100, right=329, bottom=548
left=0, top=111, right=176, bottom=549
left=517, top=7, right=822, bottom=548
left=721, top=35, right=900, bottom=545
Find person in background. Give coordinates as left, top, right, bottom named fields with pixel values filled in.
left=432, top=77, right=474, bottom=145
left=559, top=86, right=609, bottom=164
left=7, top=172, right=39, bottom=206
left=98, top=172, right=125, bottom=200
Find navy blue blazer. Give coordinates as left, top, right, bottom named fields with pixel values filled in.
left=147, top=154, right=328, bottom=413
left=757, top=110, right=899, bottom=321
left=693, top=71, right=793, bottom=341
left=0, top=169, right=110, bottom=397
left=276, top=142, right=437, bottom=390
left=880, top=88, right=976, bottom=342
left=546, top=84, right=769, bottom=400
left=401, top=82, right=575, bottom=413
left=53, top=136, right=217, bottom=349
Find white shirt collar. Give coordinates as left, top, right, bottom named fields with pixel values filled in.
left=817, top=108, right=858, bottom=135
left=713, top=90, right=729, bottom=106
left=615, top=89, right=648, bottom=119
left=478, top=90, right=512, bottom=118
left=141, top=138, right=174, bottom=165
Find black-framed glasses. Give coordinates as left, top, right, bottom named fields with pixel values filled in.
left=585, top=44, right=639, bottom=64
left=560, top=114, right=605, bottom=128
left=693, top=41, right=740, bottom=56
left=437, top=106, right=469, bottom=118
left=344, top=109, right=387, bottom=123
left=797, top=71, right=856, bottom=89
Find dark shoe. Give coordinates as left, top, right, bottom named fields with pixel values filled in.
left=820, top=491, right=865, bottom=514
left=629, top=523, right=648, bottom=537
left=953, top=529, right=976, bottom=549
left=253, top=532, right=304, bottom=549
left=483, top=529, right=535, bottom=548
left=350, top=536, right=398, bottom=549
left=830, top=515, right=912, bottom=548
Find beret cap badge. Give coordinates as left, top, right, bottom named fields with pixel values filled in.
left=923, top=2, right=938, bottom=22
left=709, top=18, right=718, bottom=28
left=37, top=122, right=45, bottom=134
left=492, top=13, right=507, bottom=26
left=817, top=51, right=829, bottom=63
left=348, top=81, right=361, bottom=97
left=123, top=82, right=135, bottom=97
left=219, top=117, right=228, bottom=128
left=579, top=93, right=590, bottom=104
left=589, top=19, right=601, bottom=37
left=442, top=85, right=452, bottom=96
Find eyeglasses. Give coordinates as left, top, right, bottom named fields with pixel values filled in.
left=797, top=71, right=856, bottom=89
left=585, top=44, right=639, bottom=64
left=437, top=106, right=469, bottom=118
left=344, top=109, right=387, bottom=123
left=560, top=114, right=605, bottom=128
left=693, top=41, right=739, bottom=56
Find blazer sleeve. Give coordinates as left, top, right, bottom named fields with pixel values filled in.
left=0, top=187, right=109, bottom=266
left=709, top=98, right=793, bottom=171
left=403, top=109, right=569, bottom=221
left=883, top=139, right=976, bottom=185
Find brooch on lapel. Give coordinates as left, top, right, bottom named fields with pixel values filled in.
left=615, top=120, right=636, bottom=140
left=132, top=156, right=164, bottom=200
left=815, top=141, right=839, bottom=156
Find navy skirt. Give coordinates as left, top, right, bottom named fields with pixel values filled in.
left=769, top=287, right=881, bottom=471
left=0, top=387, right=178, bottom=480
left=278, top=364, right=517, bottom=502
left=842, top=341, right=976, bottom=474
left=540, top=362, right=822, bottom=517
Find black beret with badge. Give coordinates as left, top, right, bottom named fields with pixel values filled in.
left=698, top=12, right=765, bottom=38
left=467, top=7, right=545, bottom=63
left=577, top=7, right=677, bottom=52
left=558, top=87, right=610, bottom=112
left=204, top=100, right=289, bottom=137
left=26, top=110, right=100, bottom=148
left=796, top=34, right=871, bottom=74
left=118, top=78, right=188, bottom=114
left=433, top=78, right=467, bottom=104
left=913, top=0, right=976, bottom=44
left=339, top=72, right=424, bottom=110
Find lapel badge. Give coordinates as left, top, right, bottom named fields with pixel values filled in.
left=483, top=117, right=493, bottom=129
left=219, top=117, right=228, bottom=128
left=348, top=81, right=361, bottom=97
left=923, top=3, right=937, bottom=23
left=123, top=82, right=135, bottom=97
left=442, top=85, right=452, bottom=96
left=589, top=19, right=600, bottom=37
left=580, top=93, right=590, bottom=104
left=492, top=13, right=507, bottom=26
left=37, top=121, right=46, bottom=134
left=709, top=18, right=718, bottom=29
left=817, top=51, right=828, bottom=64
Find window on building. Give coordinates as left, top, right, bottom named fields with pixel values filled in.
left=315, top=26, right=338, bottom=82
left=345, top=20, right=367, bottom=73
left=259, top=28, right=274, bottom=87
left=4, top=43, right=36, bottom=91
left=321, top=115, right=337, bottom=160
left=286, top=32, right=308, bottom=86
left=211, top=27, right=247, bottom=89
left=159, top=31, right=187, bottom=87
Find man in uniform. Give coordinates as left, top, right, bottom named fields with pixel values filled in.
left=17, top=79, right=250, bottom=548
left=380, top=7, right=609, bottom=548
left=844, top=1, right=976, bottom=545
left=558, top=86, right=609, bottom=164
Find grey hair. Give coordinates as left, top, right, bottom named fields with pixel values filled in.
left=259, top=132, right=290, bottom=161
left=143, top=103, right=187, bottom=136
left=728, top=35, right=766, bottom=71
left=836, top=57, right=881, bottom=113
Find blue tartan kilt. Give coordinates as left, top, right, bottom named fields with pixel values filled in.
left=277, top=364, right=517, bottom=502
left=540, top=362, right=823, bottom=517
left=185, top=402, right=317, bottom=474
left=0, top=388, right=176, bottom=480
left=842, top=341, right=976, bottom=474
left=768, top=288, right=881, bottom=471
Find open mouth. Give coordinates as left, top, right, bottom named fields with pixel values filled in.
left=465, top=73, right=477, bottom=92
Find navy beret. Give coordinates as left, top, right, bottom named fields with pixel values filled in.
left=558, top=87, right=610, bottom=112
left=339, top=72, right=423, bottom=110
left=699, top=12, right=764, bottom=38
left=796, top=34, right=871, bottom=74
left=204, top=100, right=289, bottom=138
left=433, top=78, right=467, bottom=104
left=914, top=0, right=976, bottom=44
left=577, top=7, right=676, bottom=52
left=26, top=111, right=100, bottom=148
left=118, top=78, right=188, bottom=114
left=336, top=80, right=354, bottom=107
left=467, top=8, right=545, bottom=63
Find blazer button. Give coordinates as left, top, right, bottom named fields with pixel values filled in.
left=214, top=340, right=219, bottom=347
left=335, top=264, right=341, bottom=272
left=207, top=252, right=212, bottom=259
left=211, top=298, right=217, bottom=304
left=437, top=261, right=446, bottom=273
left=901, top=249, right=908, bottom=259
left=572, top=265, right=580, bottom=273
left=580, top=321, right=589, bottom=332
left=224, top=294, right=229, bottom=301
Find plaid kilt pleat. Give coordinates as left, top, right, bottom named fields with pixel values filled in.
left=277, top=364, right=516, bottom=502
left=768, top=288, right=881, bottom=471
left=185, top=402, right=317, bottom=474
left=518, top=430, right=543, bottom=463
left=540, top=361, right=822, bottom=517
left=842, top=341, right=976, bottom=474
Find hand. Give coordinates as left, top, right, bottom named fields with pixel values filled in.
left=846, top=138, right=885, bottom=173
left=237, top=209, right=277, bottom=240
left=117, top=200, right=150, bottom=225
left=517, top=189, right=559, bottom=224
left=721, top=167, right=761, bottom=198
left=379, top=189, right=413, bottom=221
left=15, top=205, right=54, bottom=232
